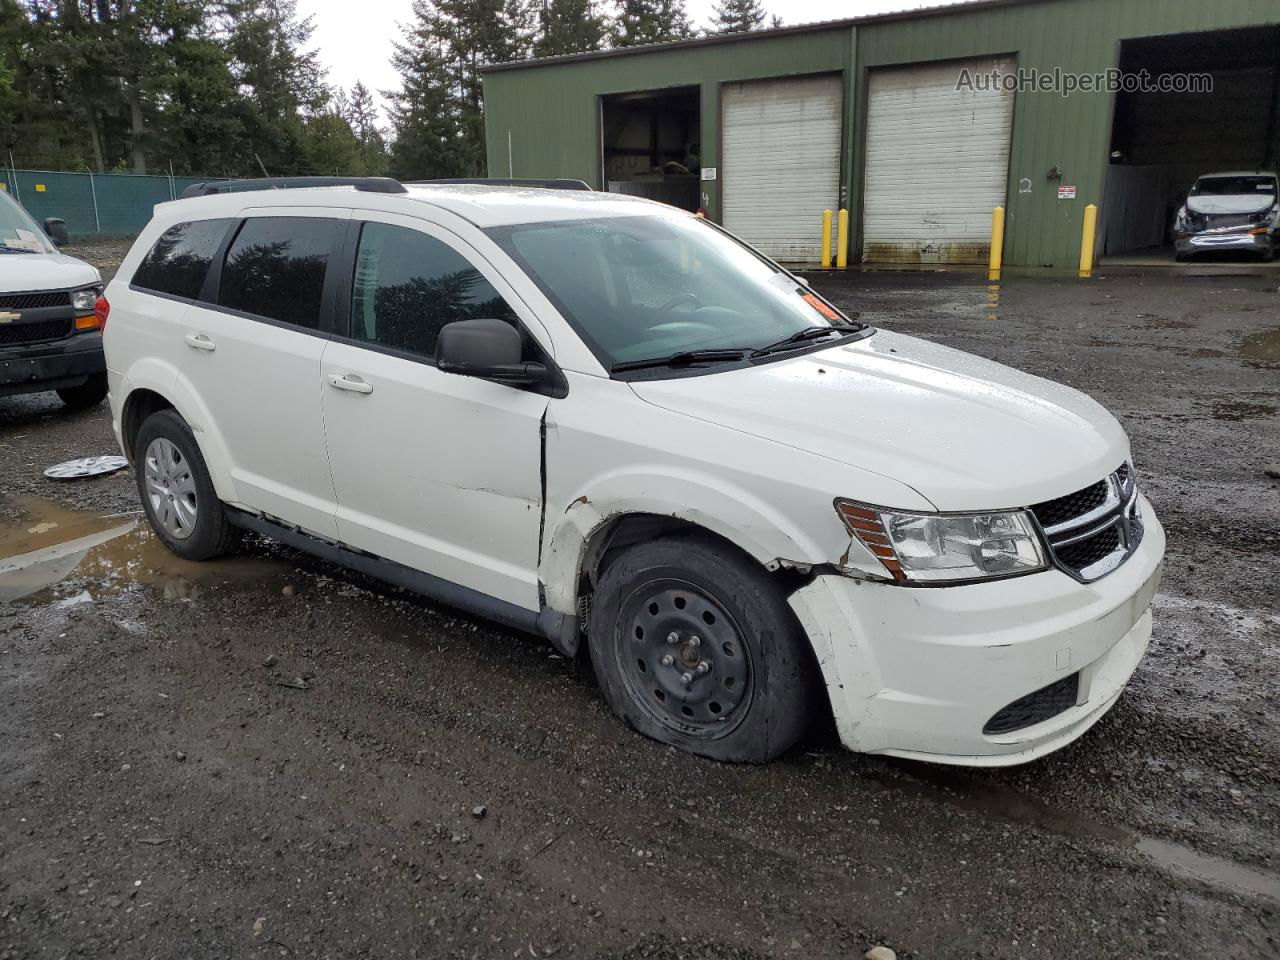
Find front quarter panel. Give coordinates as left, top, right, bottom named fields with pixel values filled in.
left=539, top=372, right=932, bottom=615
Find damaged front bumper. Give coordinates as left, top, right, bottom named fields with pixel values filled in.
left=1175, top=227, right=1275, bottom=256
left=788, top=499, right=1165, bottom=766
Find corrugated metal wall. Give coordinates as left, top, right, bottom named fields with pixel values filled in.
left=484, top=0, right=1280, bottom=269
left=849, top=0, right=1280, bottom=269
left=482, top=29, right=852, bottom=231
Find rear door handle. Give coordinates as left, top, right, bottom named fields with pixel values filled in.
left=327, top=373, right=373, bottom=395
left=184, top=333, right=216, bottom=352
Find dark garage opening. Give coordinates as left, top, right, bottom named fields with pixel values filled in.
left=600, top=86, right=701, bottom=212
left=1102, top=25, right=1280, bottom=261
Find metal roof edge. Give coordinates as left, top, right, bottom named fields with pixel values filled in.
left=481, top=0, right=1050, bottom=74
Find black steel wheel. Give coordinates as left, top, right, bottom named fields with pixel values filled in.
left=616, top=577, right=754, bottom=738
left=588, top=534, right=819, bottom=763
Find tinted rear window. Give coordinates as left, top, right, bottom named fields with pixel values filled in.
left=132, top=219, right=232, bottom=299
left=219, top=217, right=343, bottom=329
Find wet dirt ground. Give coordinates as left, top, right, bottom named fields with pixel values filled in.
left=1, top=264, right=1278, bottom=959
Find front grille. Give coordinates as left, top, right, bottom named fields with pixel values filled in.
left=1030, top=464, right=1141, bottom=582
left=1031, top=480, right=1108, bottom=528
left=0, top=291, right=70, bottom=310
left=984, top=672, right=1080, bottom=735
left=0, top=319, right=72, bottom=345
left=1055, top=526, right=1120, bottom=570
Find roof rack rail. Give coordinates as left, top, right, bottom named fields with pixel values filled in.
left=179, top=176, right=407, bottom=199
left=411, top=178, right=593, bottom=192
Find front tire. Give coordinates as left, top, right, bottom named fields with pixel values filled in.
left=56, top=372, right=108, bottom=409
left=587, top=535, right=819, bottom=763
left=133, top=409, right=238, bottom=560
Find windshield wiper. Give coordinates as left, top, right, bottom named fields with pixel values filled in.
left=751, top=324, right=862, bottom=357
left=0, top=246, right=38, bottom=254
left=612, top=348, right=749, bottom=373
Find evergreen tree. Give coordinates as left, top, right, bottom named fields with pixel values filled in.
left=534, top=0, right=605, bottom=58
left=347, top=81, right=390, bottom=175
left=611, top=0, right=692, bottom=48
left=388, top=0, right=532, bottom=178
left=2, top=0, right=410, bottom=179
left=712, top=0, right=765, bottom=34
left=387, top=10, right=463, bottom=179
left=223, top=0, right=327, bottom=176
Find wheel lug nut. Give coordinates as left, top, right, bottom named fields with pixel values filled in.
left=666, top=632, right=679, bottom=644
left=661, top=654, right=674, bottom=666
left=689, top=636, right=701, bottom=647
left=696, top=661, right=710, bottom=674
left=680, top=672, right=693, bottom=685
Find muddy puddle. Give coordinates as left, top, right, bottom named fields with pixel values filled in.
left=1239, top=327, right=1280, bottom=368
left=0, top=496, right=283, bottom=604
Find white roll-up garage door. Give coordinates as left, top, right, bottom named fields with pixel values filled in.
left=721, top=74, right=842, bottom=262
left=862, top=57, right=1016, bottom=264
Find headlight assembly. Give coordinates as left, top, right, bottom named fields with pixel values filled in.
left=835, top=499, right=1048, bottom=585
left=71, top=286, right=102, bottom=313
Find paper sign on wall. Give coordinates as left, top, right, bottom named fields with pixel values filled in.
left=700, top=167, right=717, bottom=181
left=1057, top=185, right=1077, bottom=200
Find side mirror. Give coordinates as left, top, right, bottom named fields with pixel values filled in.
left=43, top=217, right=69, bottom=247
left=437, top=318, right=548, bottom=387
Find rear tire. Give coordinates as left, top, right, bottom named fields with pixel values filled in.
left=133, top=409, right=238, bottom=560
left=587, top=535, right=819, bottom=763
left=56, top=372, right=108, bottom=409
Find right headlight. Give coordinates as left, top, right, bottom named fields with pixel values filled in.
left=835, top=499, right=1048, bottom=585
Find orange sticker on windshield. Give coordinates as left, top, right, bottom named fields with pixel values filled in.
left=802, top=292, right=843, bottom=324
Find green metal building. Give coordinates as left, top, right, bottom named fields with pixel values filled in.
left=482, top=0, right=1280, bottom=268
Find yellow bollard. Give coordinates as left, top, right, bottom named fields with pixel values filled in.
left=988, top=206, right=1005, bottom=282
left=821, top=209, right=833, bottom=268
left=1079, top=203, right=1098, bottom=278
left=836, top=208, right=849, bottom=269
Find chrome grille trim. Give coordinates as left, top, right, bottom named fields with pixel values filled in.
left=1030, top=464, right=1142, bottom=583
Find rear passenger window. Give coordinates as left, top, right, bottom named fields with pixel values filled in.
left=350, top=222, right=518, bottom=359
left=132, top=219, right=232, bottom=299
left=219, top=217, right=342, bottom=329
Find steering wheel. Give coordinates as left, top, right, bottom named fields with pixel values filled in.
left=653, top=292, right=700, bottom=324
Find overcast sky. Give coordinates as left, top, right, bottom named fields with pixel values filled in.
left=296, top=0, right=944, bottom=117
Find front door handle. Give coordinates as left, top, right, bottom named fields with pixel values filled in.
left=184, top=333, right=216, bottom=351
left=327, top=373, right=373, bottom=395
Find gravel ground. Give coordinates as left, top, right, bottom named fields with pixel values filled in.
left=1, top=260, right=1277, bottom=960
left=60, top=236, right=136, bottom=284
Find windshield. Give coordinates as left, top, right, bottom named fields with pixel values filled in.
left=488, top=213, right=863, bottom=372
left=1190, top=175, right=1277, bottom=197
left=0, top=190, right=49, bottom=252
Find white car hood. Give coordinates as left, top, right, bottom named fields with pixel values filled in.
left=0, top=252, right=100, bottom=293
left=629, top=330, right=1129, bottom=512
left=1186, top=194, right=1275, bottom=216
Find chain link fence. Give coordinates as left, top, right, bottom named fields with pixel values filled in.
left=0, top=168, right=223, bottom=238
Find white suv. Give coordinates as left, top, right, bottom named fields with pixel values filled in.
left=104, top=178, right=1165, bottom=766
